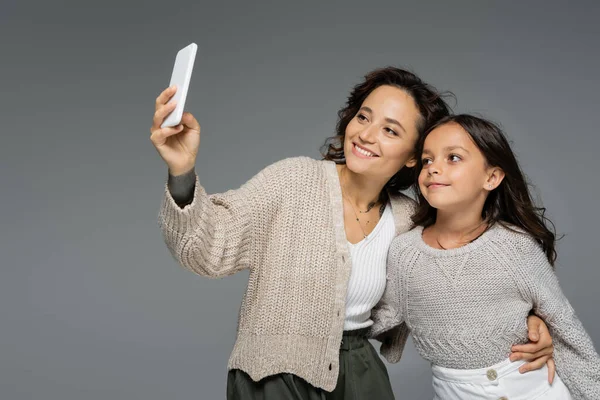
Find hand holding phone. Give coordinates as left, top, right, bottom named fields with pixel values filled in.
left=161, top=43, right=197, bottom=128
left=150, top=43, right=201, bottom=176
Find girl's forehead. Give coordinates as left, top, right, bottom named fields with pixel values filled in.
left=426, top=123, right=470, bottom=145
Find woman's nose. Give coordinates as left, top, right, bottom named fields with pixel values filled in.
left=358, top=126, right=377, bottom=143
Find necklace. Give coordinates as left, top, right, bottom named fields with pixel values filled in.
left=358, top=201, right=378, bottom=214
left=433, top=222, right=488, bottom=250
left=340, top=167, right=380, bottom=239
left=343, top=191, right=369, bottom=239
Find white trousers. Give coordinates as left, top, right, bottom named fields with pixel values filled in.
left=432, top=358, right=572, bottom=400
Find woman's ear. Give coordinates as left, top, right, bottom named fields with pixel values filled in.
left=405, top=156, right=418, bottom=168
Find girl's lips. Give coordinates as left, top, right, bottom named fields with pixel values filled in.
left=427, top=183, right=450, bottom=189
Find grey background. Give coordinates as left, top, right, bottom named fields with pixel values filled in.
left=1, top=1, right=598, bottom=398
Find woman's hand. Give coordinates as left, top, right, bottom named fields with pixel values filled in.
left=150, top=85, right=201, bottom=176
left=510, top=314, right=556, bottom=384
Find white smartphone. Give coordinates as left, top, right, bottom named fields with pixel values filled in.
left=161, top=42, right=197, bottom=128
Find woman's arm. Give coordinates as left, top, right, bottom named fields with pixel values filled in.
left=158, top=159, right=288, bottom=278
left=510, top=315, right=556, bottom=382
left=167, top=168, right=196, bottom=207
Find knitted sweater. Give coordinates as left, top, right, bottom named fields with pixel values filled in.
left=157, top=156, right=416, bottom=391
left=370, top=223, right=600, bottom=399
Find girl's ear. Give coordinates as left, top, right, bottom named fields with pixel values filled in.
left=484, top=167, right=505, bottom=191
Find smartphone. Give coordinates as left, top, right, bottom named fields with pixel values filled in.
left=161, top=43, right=197, bottom=128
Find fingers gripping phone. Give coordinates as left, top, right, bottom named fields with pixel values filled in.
left=161, top=43, right=197, bottom=128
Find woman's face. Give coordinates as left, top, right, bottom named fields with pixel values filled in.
left=344, top=85, right=421, bottom=181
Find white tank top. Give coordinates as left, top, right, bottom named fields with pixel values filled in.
left=344, top=202, right=395, bottom=331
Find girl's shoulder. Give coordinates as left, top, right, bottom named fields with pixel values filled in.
left=487, top=222, right=544, bottom=258
left=389, top=226, right=423, bottom=254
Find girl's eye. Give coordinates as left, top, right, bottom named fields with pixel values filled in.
left=384, top=127, right=398, bottom=136
left=421, top=158, right=432, bottom=165
left=449, top=154, right=462, bottom=162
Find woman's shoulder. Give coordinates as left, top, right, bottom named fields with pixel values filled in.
left=253, top=156, right=324, bottom=183
left=262, top=156, right=321, bottom=171
left=389, top=192, right=417, bottom=211
left=387, top=192, right=417, bottom=234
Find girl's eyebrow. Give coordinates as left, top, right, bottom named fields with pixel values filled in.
left=422, top=146, right=470, bottom=155
left=444, top=145, right=470, bottom=153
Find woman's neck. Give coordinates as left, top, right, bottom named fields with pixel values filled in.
left=337, top=164, right=386, bottom=209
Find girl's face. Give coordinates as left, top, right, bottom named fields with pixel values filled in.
left=344, top=85, right=421, bottom=181
left=418, top=122, right=501, bottom=212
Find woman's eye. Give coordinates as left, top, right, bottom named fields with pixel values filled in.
left=384, top=127, right=397, bottom=136
left=357, top=114, right=367, bottom=121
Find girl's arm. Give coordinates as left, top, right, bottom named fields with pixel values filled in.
left=369, top=239, right=410, bottom=363
left=516, top=237, right=600, bottom=399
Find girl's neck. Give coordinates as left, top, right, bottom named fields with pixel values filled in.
left=337, top=164, right=386, bottom=209
left=429, top=208, right=488, bottom=245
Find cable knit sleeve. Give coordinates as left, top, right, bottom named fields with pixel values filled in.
left=515, top=236, right=600, bottom=399
left=157, top=158, right=291, bottom=278
left=369, top=238, right=410, bottom=363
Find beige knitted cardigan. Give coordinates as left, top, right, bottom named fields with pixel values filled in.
left=158, top=156, right=415, bottom=391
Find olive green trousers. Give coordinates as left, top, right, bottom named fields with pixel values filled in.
left=226, top=329, right=395, bottom=400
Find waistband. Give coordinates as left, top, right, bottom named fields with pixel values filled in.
left=343, top=327, right=369, bottom=337
left=432, top=358, right=527, bottom=386
left=340, top=328, right=369, bottom=351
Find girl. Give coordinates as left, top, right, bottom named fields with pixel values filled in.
left=151, top=69, right=555, bottom=399
left=371, top=114, right=600, bottom=399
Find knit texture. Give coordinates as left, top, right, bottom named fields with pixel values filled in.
left=343, top=204, right=395, bottom=330
left=370, top=223, right=600, bottom=399
left=158, top=156, right=416, bottom=391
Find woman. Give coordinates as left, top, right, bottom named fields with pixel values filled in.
left=150, top=67, right=554, bottom=399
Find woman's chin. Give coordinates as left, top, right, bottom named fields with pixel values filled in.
left=345, top=158, right=369, bottom=175
left=346, top=150, right=377, bottom=168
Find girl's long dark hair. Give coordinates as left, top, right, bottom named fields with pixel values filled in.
left=321, top=67, right=453, bottom=194
left=412, top=114, right=559, bottom=265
